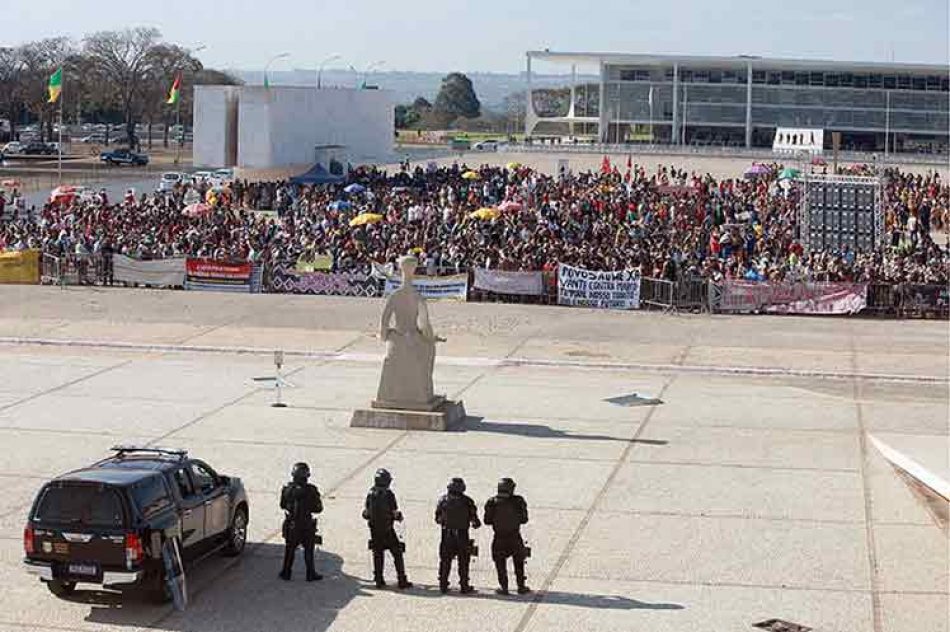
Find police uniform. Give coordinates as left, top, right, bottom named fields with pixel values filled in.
left=363, top=468, right=411, bottom=589
left=279, top=463, right=323, bottom=581
left=434, top=477, right=480, bottom=593
left=484, top=478, right=530, bottom=595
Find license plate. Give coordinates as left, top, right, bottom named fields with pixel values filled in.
left=68, top=563, right=98, bottom=577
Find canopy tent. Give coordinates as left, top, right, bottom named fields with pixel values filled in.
left=289, top=163, right=345, bottom=186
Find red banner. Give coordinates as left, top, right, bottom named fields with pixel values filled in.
left=185, top=258, right=251, bottom=281
left=721, top=280, right=867, bottom=315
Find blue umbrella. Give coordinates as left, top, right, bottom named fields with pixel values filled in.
left=329, top=200, right=352, bottom=211
left=344, top=183, right=365, bottom=194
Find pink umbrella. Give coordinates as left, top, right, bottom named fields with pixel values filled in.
left=498, top=200, right=522, bottom=212
left=183, top=202, right=212, bottom=218
left=743, top=163, right=770, bottom=178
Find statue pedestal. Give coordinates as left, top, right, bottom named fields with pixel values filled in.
left=350, top=399, right=466, bottom=431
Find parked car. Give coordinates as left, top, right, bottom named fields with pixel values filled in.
left=22, top=141, right=57, bottom=156
left=159, top=172, right=182, bottom=192
left=78, top=134, right=106, bottom=144
left=472, top=139, right=500, bottom=151
left=2, top=141, right=24, bottom=155
left=23, top=446, right=248, bottom=601
left=100, top=148, right=148, bottom=166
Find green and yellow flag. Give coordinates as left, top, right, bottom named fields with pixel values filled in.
left=166, top=74, right=181, bottom=105
left=47, top=67, right=62, bottom=104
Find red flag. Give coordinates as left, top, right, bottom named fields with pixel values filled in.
left=601, top=155, right=611, bottom=174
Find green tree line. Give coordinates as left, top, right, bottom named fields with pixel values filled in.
left=0, top=27, right=239, bottom=147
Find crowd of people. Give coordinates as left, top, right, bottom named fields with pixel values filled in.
left=0, top=159, right=947, bottom=287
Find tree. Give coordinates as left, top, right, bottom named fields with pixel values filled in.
left=83, top=27, right=162, bottom=147
left=433, top=72, right=480, bottom=125
left=16, top=38, right=73, bottom=142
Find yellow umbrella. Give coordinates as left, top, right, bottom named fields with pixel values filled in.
left=506, top=162, right=521, bottom=170
left=349, top=212, right=384, bottom=227
left=468, top=207, right=499, bottom=221
left=462, top=171, right=480, bottom=180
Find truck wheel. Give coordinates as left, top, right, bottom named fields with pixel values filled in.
left=222, top=506, right=248, bottom=556
left=46, top=579, right=77, bottom=597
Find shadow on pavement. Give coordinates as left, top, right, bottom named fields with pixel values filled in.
left=81, top=543, right=369, bottom=632
left=460, top=417, right=668, bottom=445
left=390, top=582, right=684, bottom=610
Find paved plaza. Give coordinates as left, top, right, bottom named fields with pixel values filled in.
left=0, top=286, right=946, bottom=632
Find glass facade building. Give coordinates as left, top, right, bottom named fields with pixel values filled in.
left=525, top=52, right=949, bottom=153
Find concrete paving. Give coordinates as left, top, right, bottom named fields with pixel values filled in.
left=0, top=286, right=946, bottom=632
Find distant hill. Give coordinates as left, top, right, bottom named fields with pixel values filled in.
left=230, top=69, right=596, bottom=111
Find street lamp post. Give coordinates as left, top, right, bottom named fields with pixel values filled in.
left=317, top=54, right=342, bottom=89
left=264, top=52, right=290, bottom=86
left=361, top=61, right=385, bottom=88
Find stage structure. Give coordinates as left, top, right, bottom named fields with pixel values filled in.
left=799, top=174, right=883, bottom=253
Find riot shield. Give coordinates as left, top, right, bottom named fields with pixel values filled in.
left=161, top=537, right=188, bottom=611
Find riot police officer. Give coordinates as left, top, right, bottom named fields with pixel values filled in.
left=434, top=477, right=480, bottom=594
left=362, top=468, right=412, bottom=589
left=484, top=477, right=530, bottom=595
left=279, top=462, right=323, bottom=581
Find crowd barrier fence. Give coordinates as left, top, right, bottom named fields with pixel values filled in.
left=24, top=253, right=950, bottom=319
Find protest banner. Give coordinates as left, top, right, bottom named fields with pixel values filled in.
left=557, top=264, right=641, bottom=309
left=113, top=255, right=185, bottom=287
left=721, top=280, right=866, bottom=314
left=383, top=274, right=468, bottom=301
left=269, top=267, right=381, bottom=297
left=295, top=254, right=333, bottom=273
left=0, top=249, right=40, bottom=284
left=185, top=258, right=260, bottom=293
left=473, top=269, right=543, bottom=296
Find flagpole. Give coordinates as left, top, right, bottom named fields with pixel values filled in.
left=175, top=96, right=181, bottom=165
left=57, top=99, right=63, bottom=184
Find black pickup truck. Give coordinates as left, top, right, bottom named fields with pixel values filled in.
left=23, top=446, right=248, bottom=601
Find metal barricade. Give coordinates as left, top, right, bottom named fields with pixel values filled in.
left=899, top=284, right=949, bottom=319
left=40, top=254, right=62, bottom=286
left=674, top=278, right=709, bottom=313
left=866, top=283, right=899, bottom=316
left=640, top=277, right=675, bottom=312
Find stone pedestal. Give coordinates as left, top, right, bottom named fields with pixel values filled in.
left=350, top=400, right=466, bottom=431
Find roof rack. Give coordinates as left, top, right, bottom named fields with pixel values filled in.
left=110, top=445, right=188, bottom=460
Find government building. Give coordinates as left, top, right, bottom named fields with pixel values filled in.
left=525, top=51, right=949, bottom=154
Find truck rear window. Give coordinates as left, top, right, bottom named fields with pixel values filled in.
left=33, top=485, right=125, bottom=527
left=131, top=476, right=173, bottom=518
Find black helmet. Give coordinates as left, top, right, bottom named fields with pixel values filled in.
left=447, top=477, right=466, bottom=494
left=374, top=468, right=392, bottom=487
left=291, top=462, right=310, bottom=482
left=497, top=477, right=516, bottom=496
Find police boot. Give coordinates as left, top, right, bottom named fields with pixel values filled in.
left=304, top=543, right=322, bottom=581
left=394, top=551, right=412, bottom=589
left=279, top=543, right=294, bottom=580
left=514, top=558, right=530, bottom=594
left=438, top=556, right=451, bottom=593
left=494, top=558, right=510, bottom=595
left=372, top=550, right=386, bottom=588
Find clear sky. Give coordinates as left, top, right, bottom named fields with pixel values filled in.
left=3, top=0, right=947, bottom=72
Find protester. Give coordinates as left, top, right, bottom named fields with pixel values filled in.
left=1, top=161, right=946, bottom=286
